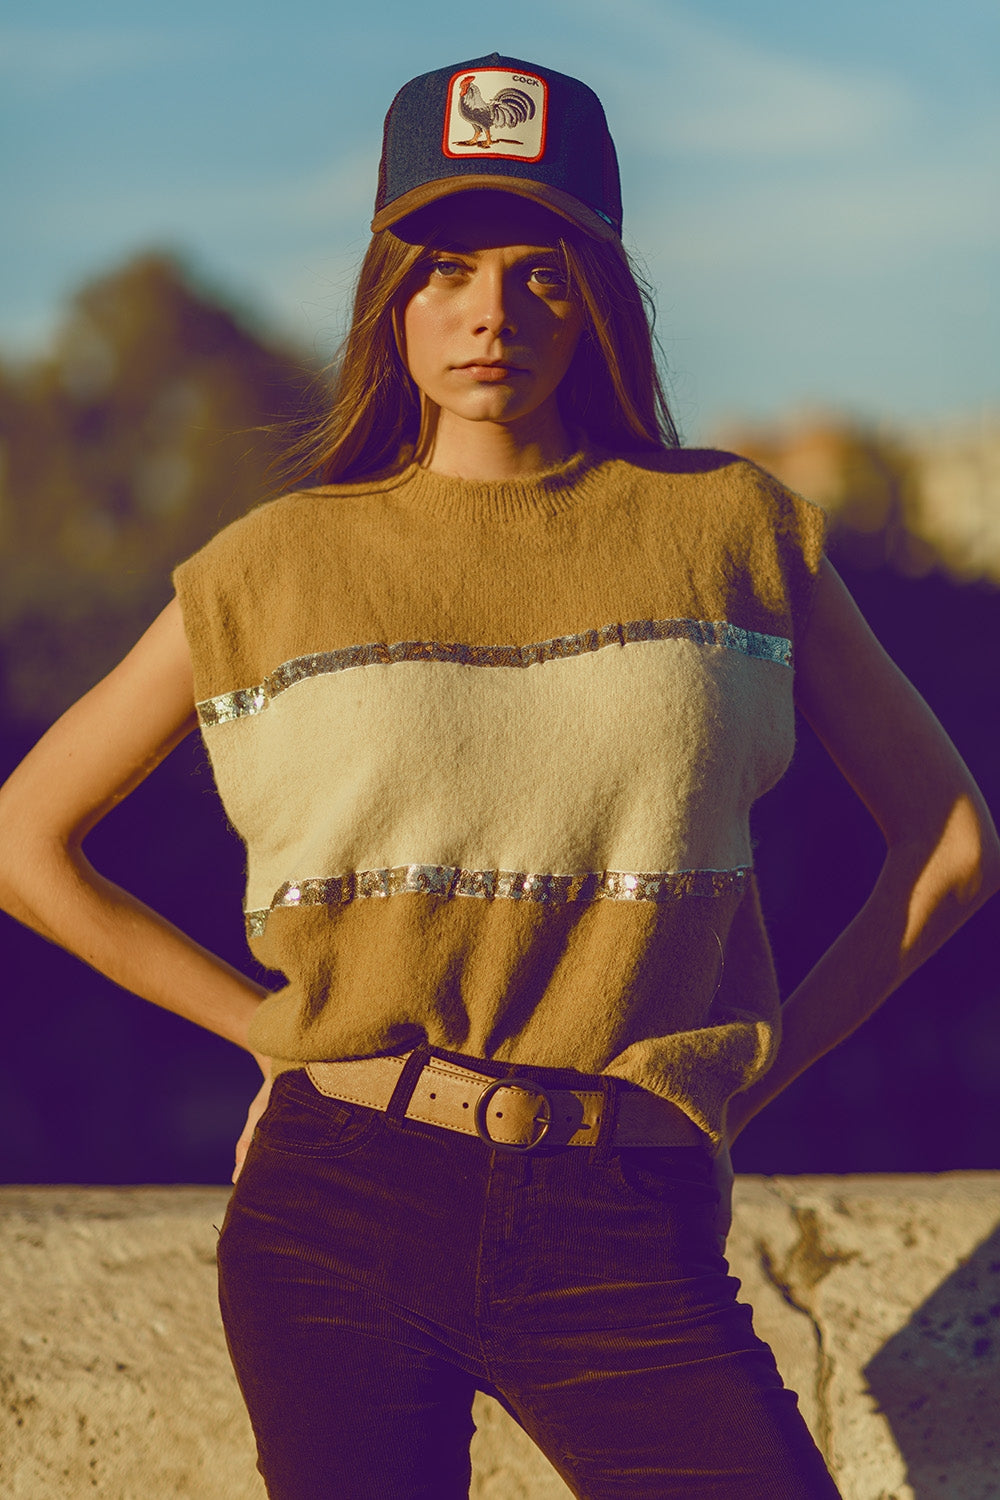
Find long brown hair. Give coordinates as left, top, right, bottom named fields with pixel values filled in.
left=286, top=207, right=680, bottom=486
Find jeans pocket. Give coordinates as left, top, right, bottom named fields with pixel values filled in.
left=254, top=1070, right=382, bottom=1157
left=611, top=1145, right=716, bottom=1205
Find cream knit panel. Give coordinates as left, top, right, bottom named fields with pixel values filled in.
left=200, top=633, right=794, bottom=920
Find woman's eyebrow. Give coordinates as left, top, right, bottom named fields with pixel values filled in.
left=428, top=242, right=561, bottom=257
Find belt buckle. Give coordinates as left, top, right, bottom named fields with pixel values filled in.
left=474, top=1076, right=553, bottom=1153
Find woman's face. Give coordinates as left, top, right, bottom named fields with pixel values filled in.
left=400, top=193, right=584, bottom=441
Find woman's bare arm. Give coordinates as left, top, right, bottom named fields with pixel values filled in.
left=0, top=597, right=269, bottom=1075
left=726, top=559, right=1000, bottom=1139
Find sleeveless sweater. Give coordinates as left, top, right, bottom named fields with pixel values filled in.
left=173, top=448, right=825, bottom=1142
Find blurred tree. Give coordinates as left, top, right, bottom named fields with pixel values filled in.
left=0, top=253, right=317, bottom=725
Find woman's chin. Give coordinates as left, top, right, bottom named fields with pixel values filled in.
left=436, top=391, right=564, bottom=435
left=441, top=394, right=529, bottom=425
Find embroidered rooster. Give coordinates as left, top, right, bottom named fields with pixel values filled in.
left=456, top=75, right=536, bottom=149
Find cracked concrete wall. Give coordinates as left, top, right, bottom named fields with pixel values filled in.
left=727, top=1176, right=1000, bottom=1500
left=1, top=1177, right=998, bottom=1499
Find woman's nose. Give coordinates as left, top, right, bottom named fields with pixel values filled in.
left=472, top=270, right=516, bottom=337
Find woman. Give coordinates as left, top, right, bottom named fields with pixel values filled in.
left=0, top=53, right=996, bottom=1500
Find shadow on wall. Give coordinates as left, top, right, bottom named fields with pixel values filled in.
left=865, top=1220, right=1000, bottom=1498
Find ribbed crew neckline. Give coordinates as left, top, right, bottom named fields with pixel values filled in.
left=373, top=449, right=606, bottom=523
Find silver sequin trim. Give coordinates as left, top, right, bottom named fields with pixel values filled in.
left=199, top=619, right=791, bottom=726
left=244, top=863, right=750, bottom=938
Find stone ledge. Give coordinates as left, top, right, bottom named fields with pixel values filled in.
left=1, top=1176, right=998, bottom=1499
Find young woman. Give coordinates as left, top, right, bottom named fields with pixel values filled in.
left=1, top=53, right=997, bottom=1500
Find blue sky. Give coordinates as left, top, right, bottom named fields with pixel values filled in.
left=4, top=0, right=998, bottom=439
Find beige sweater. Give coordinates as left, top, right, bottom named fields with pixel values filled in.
left=174, top=447, right=825, bottom=1141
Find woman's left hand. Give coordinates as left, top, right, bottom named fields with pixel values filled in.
left=727, top=559, right=1000, bottom=1142
left=233, top=1073, right=273, bottom=1184
left=712, top=1140, right=735, bottom=1250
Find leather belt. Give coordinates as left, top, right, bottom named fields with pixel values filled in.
left=305, top=1052, right=705, bottom=1154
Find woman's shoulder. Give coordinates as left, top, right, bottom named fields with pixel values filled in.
left=176, top=469, right=417, bottom=577
left=602, top=444, right=820, bottom=522
left=604, top=443, right=812, bottom=497
left=601, top=447, right=827, bottom=612
left=230, top=468, right=418, bottom=527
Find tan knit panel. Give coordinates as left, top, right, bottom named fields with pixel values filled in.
left=173, top=452, right=825, bottom=702
left=246, top=880, right=772, bottom=1137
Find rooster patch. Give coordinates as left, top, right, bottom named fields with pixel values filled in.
left=443, top=67, right=548, bottom=162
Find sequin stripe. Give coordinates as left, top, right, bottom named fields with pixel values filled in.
left=198, top=619, right=792, bottom=726
left=244, top=863, right=751, bottom=938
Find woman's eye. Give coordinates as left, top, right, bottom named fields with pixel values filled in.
left=530, top=267, right=568, bottom=290
left=429, top=259, right=464, bottom=278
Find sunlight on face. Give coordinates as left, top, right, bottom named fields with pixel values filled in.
left=399, top=193, right=584, bottom=442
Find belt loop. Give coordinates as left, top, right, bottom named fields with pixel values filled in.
left=593, top=1075, right=621, bottom=1162
left=384, top=1046, right=431, bottom=1121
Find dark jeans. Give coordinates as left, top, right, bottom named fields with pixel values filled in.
left=218, top=1061, right=840, bottom=1499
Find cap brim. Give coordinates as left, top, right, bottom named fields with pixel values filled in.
left=371, top=175, right=621, bottom=245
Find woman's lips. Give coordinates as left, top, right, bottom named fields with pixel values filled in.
left=455, top=362, right=527, bottom=382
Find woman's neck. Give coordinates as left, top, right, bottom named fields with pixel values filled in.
left=416, top=403, right=578, bottom=482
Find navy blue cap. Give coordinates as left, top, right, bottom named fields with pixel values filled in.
left=372, top=53, right=623, bottom=242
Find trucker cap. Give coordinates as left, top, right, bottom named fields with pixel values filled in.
left=372, top=53, right=623, bottom=243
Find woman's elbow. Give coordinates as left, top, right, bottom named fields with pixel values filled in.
left=971, top=805, right=1000, bottom=906
left=919, top=791, right=1000, bottom=916
left=0, top=788, right=66, bottom=919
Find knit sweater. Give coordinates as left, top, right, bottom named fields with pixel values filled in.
left=173, top=447, right=825, bottom=1142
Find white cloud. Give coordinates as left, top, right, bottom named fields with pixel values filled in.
left=0, top=26, right=176, bottom=89
left=0, top=147, right=378, bottom=361
left=631, top=125, right=1000, bottom=280
left=12, top=148, right=376, bottom=251
left=557, top=0, right=914, bottom=157
left=544, top=0, right=999, bottom=289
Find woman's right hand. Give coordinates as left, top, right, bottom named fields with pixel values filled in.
left=0, top=597, right=270, bottom=1055
left=233, top=1072, right=273, bottom=1184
